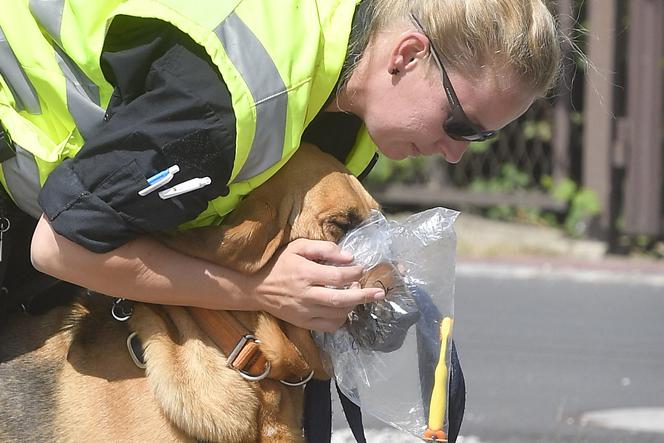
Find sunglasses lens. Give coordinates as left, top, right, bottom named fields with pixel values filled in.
left=444, top=120, right=496, bottom=142
left=444, top=121, right=478, bottom=141
left=462, top=132, right=496, bottom=142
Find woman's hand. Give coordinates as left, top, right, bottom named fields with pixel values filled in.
left=246, top=238, right=385, bottom=332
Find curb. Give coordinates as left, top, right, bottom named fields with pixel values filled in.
left=457, top=256, right=664, bottom=287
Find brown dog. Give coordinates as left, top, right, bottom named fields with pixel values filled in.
left=0, top=143, right=395, bottom=442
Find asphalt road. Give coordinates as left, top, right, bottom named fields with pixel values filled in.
left=332, top=264, right=664, bottom=443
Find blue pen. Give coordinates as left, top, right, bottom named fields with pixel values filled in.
left=138, top=165, right=180, bottom=196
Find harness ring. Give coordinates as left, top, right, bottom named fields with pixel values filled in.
left=280, top=370, right=315, bottom=387
left=238, top=361, right=271, bottom=382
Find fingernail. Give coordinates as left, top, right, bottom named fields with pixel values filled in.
left=373, top=290, right=385, bottom=300
left=340, top=249, right=353, bottom=260
left=350, top=281, right=361, bottom=289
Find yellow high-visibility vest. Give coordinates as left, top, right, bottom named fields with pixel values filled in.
left=0, top=0, right=377, bottom=226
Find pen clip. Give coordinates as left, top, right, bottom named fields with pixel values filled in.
left=158, top=177, right=212, bottom=200
left=138, top=165, right=180, bottom=196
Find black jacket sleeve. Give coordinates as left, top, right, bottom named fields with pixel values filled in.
left=38, top=16, right=369, bottom=254
left=38, top=17, right=237, bottom=253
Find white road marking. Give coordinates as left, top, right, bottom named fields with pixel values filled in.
left=457, top=262, right=664, bottom=287
left=580, top=408, right=664, bottom=434
left=331, top=428, right=482, bottom=443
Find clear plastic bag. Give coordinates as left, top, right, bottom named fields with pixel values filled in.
left=313, top=208, right=459, bottom=441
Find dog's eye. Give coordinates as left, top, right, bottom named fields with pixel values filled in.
left=323, top=219, right=351, bottom=241
left=329, top=218, right=353, bottom=231
left=323, top=209, right=363, bottom=241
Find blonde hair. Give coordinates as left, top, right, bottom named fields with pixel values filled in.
left=359, top=0, right=561, bottom=96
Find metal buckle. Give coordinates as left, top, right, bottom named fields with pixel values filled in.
left=126, top=332, right=147, bottom=369
left=227, top=334, right=271, bottom=382
left=280, top=370, right=315, bottom=387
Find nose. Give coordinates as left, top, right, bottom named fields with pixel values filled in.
left=442, top=140, right=471, bottom=164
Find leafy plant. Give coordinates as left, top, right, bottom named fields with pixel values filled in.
left=364, top=155, right=428, bottom=187
left=521, top=120, right=553, bottom=142
left=471, top=163, right=531, bottom=193
left=548, top=177, right=601, bottom=237
left=471, top=163, right=534, bottom=222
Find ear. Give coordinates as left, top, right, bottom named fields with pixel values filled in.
left=281, top=322, right=329, bottom=379
left=389, top=32, right=429, bottom=75
left=254, top=313, right=313, bottom=381
left=160, top=198, right=291, bottom=274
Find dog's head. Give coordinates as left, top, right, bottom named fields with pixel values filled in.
left=138, top=144, right=413, bottom=441
left=163, top=144, right=420, bottom=353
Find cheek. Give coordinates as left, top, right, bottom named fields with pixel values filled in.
left=365, top=98, right=444, bottom=158
left=414, top=101, right=446, bottom=135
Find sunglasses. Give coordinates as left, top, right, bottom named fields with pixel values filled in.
left=408, top=13, right=497, bottom=142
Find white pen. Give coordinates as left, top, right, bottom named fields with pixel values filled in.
left=158, top=177, right=212, bottom=200
left=138, top=165, right=180, bottom=196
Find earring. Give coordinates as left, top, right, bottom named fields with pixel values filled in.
left=390, top=68, right=400, bottom=75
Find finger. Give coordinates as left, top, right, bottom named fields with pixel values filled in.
left=306, top=262, right=366, bottom=287
left=308, top=285, right=385, bottom=309
left=307, top=305, right=354, bottom=321
left=290, top=239, right=354, bottom=264
left=306, top=317, right=346, bottom=333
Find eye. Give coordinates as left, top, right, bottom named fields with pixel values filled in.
left=322, top=209, right=362, bottom=241
left=329, top=217, right=353, bottom=232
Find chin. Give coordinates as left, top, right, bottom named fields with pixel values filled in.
left=378, top=146, right=409, bottom=161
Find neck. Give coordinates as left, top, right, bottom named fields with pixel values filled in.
left=326, top=56, right=368, bottom=117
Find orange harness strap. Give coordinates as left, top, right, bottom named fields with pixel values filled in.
left=187, top=307, right=269, bottom=379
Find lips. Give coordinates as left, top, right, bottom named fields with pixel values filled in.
left=411, top=142, right=459, bottom=161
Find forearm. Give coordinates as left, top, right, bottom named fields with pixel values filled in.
left=30, top=216, right=255, bottom=311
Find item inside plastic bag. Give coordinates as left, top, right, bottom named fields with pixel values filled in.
left=313, top=207, right=459, bottom=441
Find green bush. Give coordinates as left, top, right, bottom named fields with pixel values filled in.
left=364, top=155, right=427, bottom=187
left=548, top=177, right=601, bottom=237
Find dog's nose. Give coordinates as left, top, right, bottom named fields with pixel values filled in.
left=349, top=262, right=421, bottom=353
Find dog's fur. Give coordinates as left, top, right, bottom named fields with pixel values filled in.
left=0, top=144, right=385, bottom=442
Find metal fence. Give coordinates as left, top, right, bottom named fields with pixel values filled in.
left=369, top=0, right=664, bottom=243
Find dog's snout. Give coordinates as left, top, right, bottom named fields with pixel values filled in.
left=347, top=262, right=420, bottom=353
left=360, top=262, right=400, bottom=291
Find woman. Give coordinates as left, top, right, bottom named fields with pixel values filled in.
left=4, top=0, right=557, bottom=329
left=1, top=0, right=559, bottom=440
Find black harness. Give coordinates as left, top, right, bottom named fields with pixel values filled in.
left=0, top=181, right=77, bottom=325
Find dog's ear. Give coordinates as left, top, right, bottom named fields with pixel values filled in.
left=161, top=198, right=291, bottom=274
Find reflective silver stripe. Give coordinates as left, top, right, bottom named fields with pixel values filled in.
left=2, top=144, right=43, bottom=217
left=54, top=47, right=104, bottom=139
left=29, top=0, right=65, bottom=45
left=29, top=0, right=104, bottom=139
left=215, top=13, right=288, bottom=182
left=0, top=27, right=42, bottom=114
